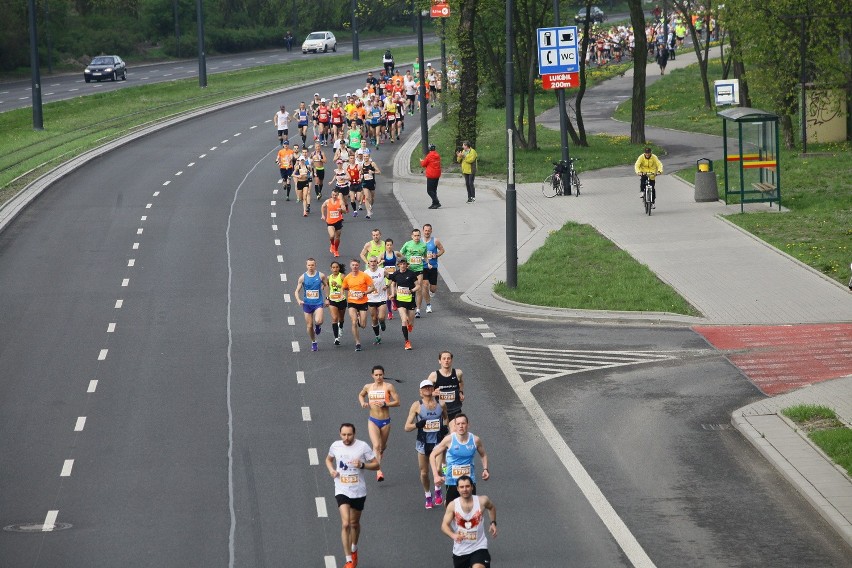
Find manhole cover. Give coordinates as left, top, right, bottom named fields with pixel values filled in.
left=3, top=522, right=73, bottom=533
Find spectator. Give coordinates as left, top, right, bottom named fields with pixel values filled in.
left=420, top=144, right=442, bottom=209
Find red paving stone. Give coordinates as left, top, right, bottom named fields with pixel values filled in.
left=693, top=324, right=852, bottom=395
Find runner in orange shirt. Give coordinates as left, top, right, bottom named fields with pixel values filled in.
left=275, top=141, right=295, bottom=199
left=321, top=188, right=346, bottom=257
left=342, top=259, right=376, bottom=351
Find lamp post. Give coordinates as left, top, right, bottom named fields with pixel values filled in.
left=506, top=0, right=517, bottom=288
left=554, top=0, right=570, bottom=179
left=27, top=0, right=43, bottom=130
left=417, top=9, right=428, bottom=155
left=351, top=0, right=360, bottom=61
left=196, top=0, right=207, bottom=87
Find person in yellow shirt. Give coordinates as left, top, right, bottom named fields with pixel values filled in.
left=634, top=147, right=663, bottom=204
left=456, top=141, right=478, bottom=203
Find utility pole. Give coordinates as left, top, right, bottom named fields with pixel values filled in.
left=27, top=0, right=43, bottom=130
left=506, top=0, right=517, bottom=288
left=196, top=0, right=207, bottom=87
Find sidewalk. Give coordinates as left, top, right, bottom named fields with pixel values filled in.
left=391, top=51, right=851, bottom=548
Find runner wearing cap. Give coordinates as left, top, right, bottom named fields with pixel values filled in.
left=330, top=100, right=345, bottom=141
left=358, top=365, right=400, bottom=481
left=386, top=258, right=420, bottom=350
left=404, top=379, right=448, bottom=509
left=273, top=104, right=290, bottom=146
left=346, top=154, right=363, bottom=218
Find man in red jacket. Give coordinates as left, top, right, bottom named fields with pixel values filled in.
left=420, top=144, right=442, bottom=209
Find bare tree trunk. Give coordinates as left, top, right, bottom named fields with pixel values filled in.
left=674, top=0, right=713, bottom=108
left=455, top=0, right=479, bottom=148
left=627, top=0, right=647, bottom=144
left=574, top=7, right=593, bottom=146
left=729, top=30, right=751, bottom=107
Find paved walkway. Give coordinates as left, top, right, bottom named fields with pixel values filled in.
left=391, top=50, right=851, bottom=548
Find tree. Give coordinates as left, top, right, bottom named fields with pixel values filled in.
left=627, top=0, right=647, bottom=144
left=671, top=0, right=713, bottom=108
left=454, top=0, right=479, bottom=148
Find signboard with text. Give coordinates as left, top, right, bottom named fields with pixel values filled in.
left=431, top=2, right=450, bottom=17
left=542, top=72, right=579, bottom=90
left=537, top=26, right=579, bottom=76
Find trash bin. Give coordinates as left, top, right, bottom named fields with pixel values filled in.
left=694, top=158, right=718, bottom=202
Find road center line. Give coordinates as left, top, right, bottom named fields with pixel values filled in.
left=115, top=299, right=123, bottom=308
left=107, top=323, right=116, bottom=333
left=489, top=345, right=657, bottom=568
left=315, top=497, right=327, bottom=518
left=60, top=459, right=74, bottom=477
left=42, top=510, right=59, bottom=531
left=97, top=349, right=108, bottom=361
left=308, top=448, right=318, bottom=465
left=87, top=380, right=98, bottom=393
left=74, top=417, right=86, bottom=431
left=296, top=371, right=305, bottom=384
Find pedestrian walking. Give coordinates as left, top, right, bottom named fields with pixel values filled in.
left=456, top=141, right=478, bottom=203
left=326, top=423, right=380, bottom=568
left=420, top=144, right=442, bottom=209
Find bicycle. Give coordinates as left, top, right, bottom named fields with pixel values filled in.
left=640, top=172, right=660, bottom=216
left=542, top=159, right=581, bottom=198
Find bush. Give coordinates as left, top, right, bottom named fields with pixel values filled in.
left=206, top=27, right=283, bottom=54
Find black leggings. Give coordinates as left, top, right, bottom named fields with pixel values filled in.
left=426, top=177, right=440, bottom=206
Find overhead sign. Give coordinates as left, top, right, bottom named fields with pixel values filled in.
left=542, top=72, right=579, bottom=90
left=537, top=26, right=579, bottom=76
left=431, top=2, right=450, bottom=17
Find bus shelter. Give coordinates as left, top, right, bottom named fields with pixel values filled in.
left=718, top=107, right=781, bottom=212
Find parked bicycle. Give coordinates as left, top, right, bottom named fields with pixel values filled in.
left=542, top=159, right=581, bottom=198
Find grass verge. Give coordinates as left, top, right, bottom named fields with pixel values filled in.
left=493, top=223, right=700, bottom=315
left=782, top=404, right=852, bottom=476
left=0, top=44, right=439, bottom=202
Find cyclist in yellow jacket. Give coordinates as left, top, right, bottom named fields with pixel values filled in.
left=634, top=147, right=663, bottom=204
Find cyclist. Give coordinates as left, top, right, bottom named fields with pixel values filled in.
left=634, top=147, right=663, bottom=206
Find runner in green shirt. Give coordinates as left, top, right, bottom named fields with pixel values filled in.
left=400, top=228, right=428, bottom=318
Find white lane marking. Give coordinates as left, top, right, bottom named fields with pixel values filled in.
left=98, top=349, right=108, bottom=360
left=280, top=274, right=287, bottom=282
left=481, top=332, right=496, bottom=338
left=221, top=140, right=228, bottom=144
left=163, top=180, right=170, bottom=186
left=146, top=203, right=152, bottom=209
left=115, top=299, right=123, bottom=308
left=234, top=133, right=241, bottom=137
left=69, top=88, right=79, bottom=92
left=489, top=345, right=657, bottom=568
left=302, top=407, right=311, bottom=421
left=50, top=83, right=60, bottom=86
left=44, top=92, right=54, bottom=96
left=250, top=125, right=258, bottom=129
left=271, top=212, right=276, bottom=218
left=273, top=189, right=279, bottom=195
left=475, top=324, right=489, bottom=329
left=60, top=460, right=74, bottom=477
left=271, top=201, right=276, bottom=206
left=141, top=216, right=147, bottom=221
left=287, top=317, right=295, bottom=326
left=18, top=97, right=27, bottom=100
left=264, top=119, right=272, bottom=123
left=277, top=255, right=284, bottom=263
left=469, top=317, right=484, bottom=322
left=128, top=259, right=135, bottom=267
left=107, top=323, right=116, bottom=333
left=274, top=239, right=281, bottom=246
left=283, top=294, right=291, bottom=302
left=133, top=243, right=139, bottom=250
left=324, top=556, right=336, bottom=568
left=137, top=228, right=143, bottom=234
left=153, top=191, right=160, bottom=196
left=42, top=510, right=59, bottom=531
left=163, top=73, right=173, bottom=77
left=292, top=341, right=300, bottom=352
left=74, top=417, right=86, bottom=431
left=225, top=148, right=277, bottom=568
left=315, top=497, right=327, bottom=518
left=272, top=224, right=278, bottom=231
left=176, top=171, right=183, bottom=176
left=308, top=448, right=318, bottom=465
left=209, top=147, right=217, bottom=151
left=296, top=371, right=305, bottom=384
left=87, top=380, right=98, bottom=393
left=121, top=278, right=129, bottom=287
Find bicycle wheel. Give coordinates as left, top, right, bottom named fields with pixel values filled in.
left=572, top=171, right=581, bottom=196
left=645, top=189, right=653, bottom=216
left=542, top=174, right=557, bottom=198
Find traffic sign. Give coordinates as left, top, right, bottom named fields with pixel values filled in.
left=542, top=72, right=579, bottom=90
left=431, top=2, right=450, bottom=17
left=537, top=26, right=579, bottom=76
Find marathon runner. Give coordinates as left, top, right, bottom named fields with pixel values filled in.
left=404, top=379, right=448, bottom=509
left=430, top=414, right=489, bottom=505
left=428, top=351, right=465, bottom=421
left=328, top=260, right=346, bottom=346
left=386, top=258, right=420, bottom=350
left=342, top=259, right=375, bottom=351
left=358, top=365, right=400, bottom=482
left=321, top=187, right=346, bottom=257
left=400, top=228, right=427, bottom=318
left=440, top=475, right=497, bottom=568
left=294, top=257, right=328, bottom=351
left=364, top=255, right=389, bottom=344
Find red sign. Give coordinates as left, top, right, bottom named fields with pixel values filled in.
left=431, top=3, right=450, bottom=17
left=542, top=72, right=579, bottom=90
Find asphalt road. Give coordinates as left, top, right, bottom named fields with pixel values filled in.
left=1, top=77, right=850, bottom=567
left=0, top=35, right=427, bottom=113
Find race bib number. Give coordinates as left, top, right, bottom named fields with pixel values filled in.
left=386, top=266, right=396, bottom=274
left=439, top=390, right=456, bottom=402
left=368, top=390, right=386, bottom=403
left=410, top=255, right=423, bottom=265
left=424, top=419, right=440, bottom=433
left=340, top=474, right=359, bottom=484
left=330, top=289, right=343, bottom=301
left=451, top=464, right=471, bottom=478
left=364, top=173, right=373, bottom=180
left=329, top=210, right=341, bottom=220
left=306, top=289, right=320, bottom=299
left=349, top=290, right=364, bottom=300
left=459, top=528, right=478, bottom=541
left=398, top=286, right=410, bottom=296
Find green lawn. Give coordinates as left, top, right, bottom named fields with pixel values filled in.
left=783, top=404, right=852, bottom=476
left=0, top=44, right=439, bottom=205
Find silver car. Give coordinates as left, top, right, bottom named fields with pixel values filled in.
left=302, top=31, right=337, bottom=54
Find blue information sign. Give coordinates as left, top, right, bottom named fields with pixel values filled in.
left=537, top=26, right=579, bottom=76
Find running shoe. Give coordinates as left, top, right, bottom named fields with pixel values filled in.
left=434, top=487, right=443, bottom=506
left=365, top=215, right=371, bottom=220
left=343, top=562, right=355, bottom=568
left=297, top=197, right=301, bottom=202
left=306, top=204, right=311, bottom=213
left=334, top=337, right=341, bottom=346
left=352, top=550, right=358, bottom=566
left=303, top=211, right=308, bottom=217
left=425, top=495, right=433, bottom=510
left=355, top=343, right=362, bottom=352
left=404, top=340, right=412, bottom=350
left=415, top=309, right=421, bottom=318
left=333, top=249, right=340, bottom=258
left=391, top=299, right=398, bottom=311
left=387, top=311, right=393, bottom=320
left=314, top=324, right=322, bottom=336
left=376, top=470, right=384, bottom=482
left=330, top=245, right=335, bottom=253
left=374, top=336, right=381, bottom=344
left=352, top=210, right=358, bottom=218
left=426, top=304, right=432, bottom=313
left=311, top=341, right=318, bottom=352
left=407, top=323, right=414, bottom=332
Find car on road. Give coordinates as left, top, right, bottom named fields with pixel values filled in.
left=575, top=6, right=606, bottom=24
left=83, top=55, right=127, bottom=83
left=302, top=31, right=337, bottom=54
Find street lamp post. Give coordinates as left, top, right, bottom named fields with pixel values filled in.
left=351, top=0, right=360, bottom=61
left=506, top=0, right=517, bottom=288
left=196, top=0, right=207, bottom=87
left=417, top=9, right=428, bottom=155
left=27, top=0, right=43, bottom=130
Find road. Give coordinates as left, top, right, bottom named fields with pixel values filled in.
left=0, top=77, right=850, bottom=567
left=0, top=35, right=427, bottom=113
